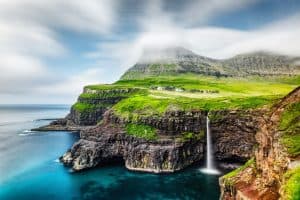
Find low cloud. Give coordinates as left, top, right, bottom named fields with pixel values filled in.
left=0, top=0, right=117, bottom=103
left=89, top=11, right=300, bottom=73
left=0, top=0, right=300, bottom=103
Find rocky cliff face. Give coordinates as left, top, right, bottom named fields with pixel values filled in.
left=219, top=87, right=300, bottom=200
left=59, top=107, right=260, bottom=173
left=61, top=111, right=205, bottom=173
left=63, top=87, right=141, bottom=126
left=108, top=110, right=207, bottom=135
left=210, top=110, right=261, bottom=162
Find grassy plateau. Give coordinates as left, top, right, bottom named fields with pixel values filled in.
left=73, top=74, right=299, bottom=138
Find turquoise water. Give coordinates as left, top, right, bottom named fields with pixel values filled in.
left=0, top=105, right=221, bottom=200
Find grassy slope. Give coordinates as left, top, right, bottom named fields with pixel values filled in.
left=282, top=167, right=300, bottom=200
left=222, top=158, right=255, bottom=186
left=279, top=102, right=300, bottom=157
left=79, top=74, right=299, bottom=116
left=74, top=74, right=299, bottom=138
left=125, top=123, right=157, bottom=140
left=112, top=75, right=299, bottom=119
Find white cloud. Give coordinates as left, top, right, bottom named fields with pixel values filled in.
left=0, top=0, right=116, bottom=34
left=0, top=0, right=299, bottom=104
left=36, top=68, right=106, bottom=97
left=88, top=11, right=300, bottom=73
left=0, top=0, right=117, bottom=103
left=179, top=0, right=258, bottom=25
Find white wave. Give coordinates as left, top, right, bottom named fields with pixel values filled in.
left=18, top=130, right=38, bottom=136
left=199, top=168, right=220, bottom=175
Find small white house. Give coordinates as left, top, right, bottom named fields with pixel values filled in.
left=175, top=88, right=184, bottom=92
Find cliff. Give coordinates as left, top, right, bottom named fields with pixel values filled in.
left=59, top=108, right=261, bottom=172
left=219, top=86, right=300, bottom=200
left=60, top=110, right=205, bottom=173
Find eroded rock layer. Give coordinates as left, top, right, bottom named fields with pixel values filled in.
left=219, top=87, right=300, bottom=200
left=60, top=118, right=204, bottom=173
left=59, top=108, right=259, bottom=173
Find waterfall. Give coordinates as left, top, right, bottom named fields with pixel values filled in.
left=206, top=116, right=213, bottom=169
left=200, top=115, right=220, bottom=175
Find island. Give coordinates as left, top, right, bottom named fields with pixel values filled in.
left=37, top=47, right=300, bottom=199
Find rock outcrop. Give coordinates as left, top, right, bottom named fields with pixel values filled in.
left=58, top=106, right=260, bottom=173
left=68, top=87, right=141, bottom=126
left=219, top=87, right=300, bottom=200
left=60, top=112, right=204, bottom=173
left=210, top=110, right=261, bottom=162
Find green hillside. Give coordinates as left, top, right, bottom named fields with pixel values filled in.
left=77, top=74, right=299, bottom=121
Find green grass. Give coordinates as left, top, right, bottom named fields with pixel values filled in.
left=113, top=94, right=280, bottom=120
left=84, top=84, right=135, bottom=91
left=73, top=74, right=299, bottom=120
left=222, top=158, right=255, bottom=186
left=116, top=74, right=298, bottom=96
left=282, top=167, right=300, bottom=200
left=79, top=88, right=144, bottom=100
left=125, top=123, right=157, bottom=140
left=279, top=102, right=300, bottom=157
left=281, top=135, right=300, bottom=157
left=279, top=102, right=300, bottom=132
left=177, top=131, right=205, bottom=142
left=72, top=102, right=109, bottom=113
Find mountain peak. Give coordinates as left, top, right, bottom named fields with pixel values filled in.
left=137, top=46, right=198, bottom=64
left=120, top=47, right=300, bottom=80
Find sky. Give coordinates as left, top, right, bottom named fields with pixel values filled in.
left=0, top=0, right=300, bottom=104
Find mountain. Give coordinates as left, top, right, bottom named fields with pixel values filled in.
left=120, top=47, right=223, bottom=79
left=120, top=47, right=300, bottom=79
left=221, top=51, right=300, bottom=76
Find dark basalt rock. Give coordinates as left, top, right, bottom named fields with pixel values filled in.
left=219, top=87, right=300, bottom=200
left=210, top=110, right=261, bottom=162
left=60, top=109, right=260, bottom=173
left=68, top=106, right=107, bottom=126
left=60, top=122, right=204, bottom=173
left=106, top=110, right=207, bottom=135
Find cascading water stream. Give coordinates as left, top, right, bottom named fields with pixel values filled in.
left=200, top=115, right=220, bottom=175
left=206, top=116, right=213, bottom=169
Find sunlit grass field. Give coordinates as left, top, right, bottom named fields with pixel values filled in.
left=80, top=74, right=299, bottom=119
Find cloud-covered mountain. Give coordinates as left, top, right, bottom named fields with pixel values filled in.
left=121, top=47, right=300, bottom=79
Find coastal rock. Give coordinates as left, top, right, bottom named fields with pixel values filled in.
left=210, top=110, right=261, bottom=162
left=68, top=106, right=107, bottom=126
left=107, top=110, right=207, bottom=135
left=60, top=108, right=260, bottom=173
left=219, top=87, right=300, bottom=200
left=60, top=122, right=204, bottom=173
left=65, top=87, right=142, bottom=126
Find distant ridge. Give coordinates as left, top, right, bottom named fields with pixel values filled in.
left=120, top=47, right=300, bottom=80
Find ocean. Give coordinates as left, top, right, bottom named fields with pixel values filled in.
left=0, top=105, right=221, bottom=200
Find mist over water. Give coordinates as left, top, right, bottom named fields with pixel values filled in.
left=0, top=105, right=221, bottom=200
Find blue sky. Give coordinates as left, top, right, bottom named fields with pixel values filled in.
left=0, top=0, right=300, bottom=104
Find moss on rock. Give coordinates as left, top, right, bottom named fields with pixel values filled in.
left=282, top=167, right=300, bottom=200
left=279, top=102, right=300, bottom=157
left=176, top=131, right=205, bottom=142
left=125, top=123, right=157, bottom=140
left=222, top=158, right=255, bottom=186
